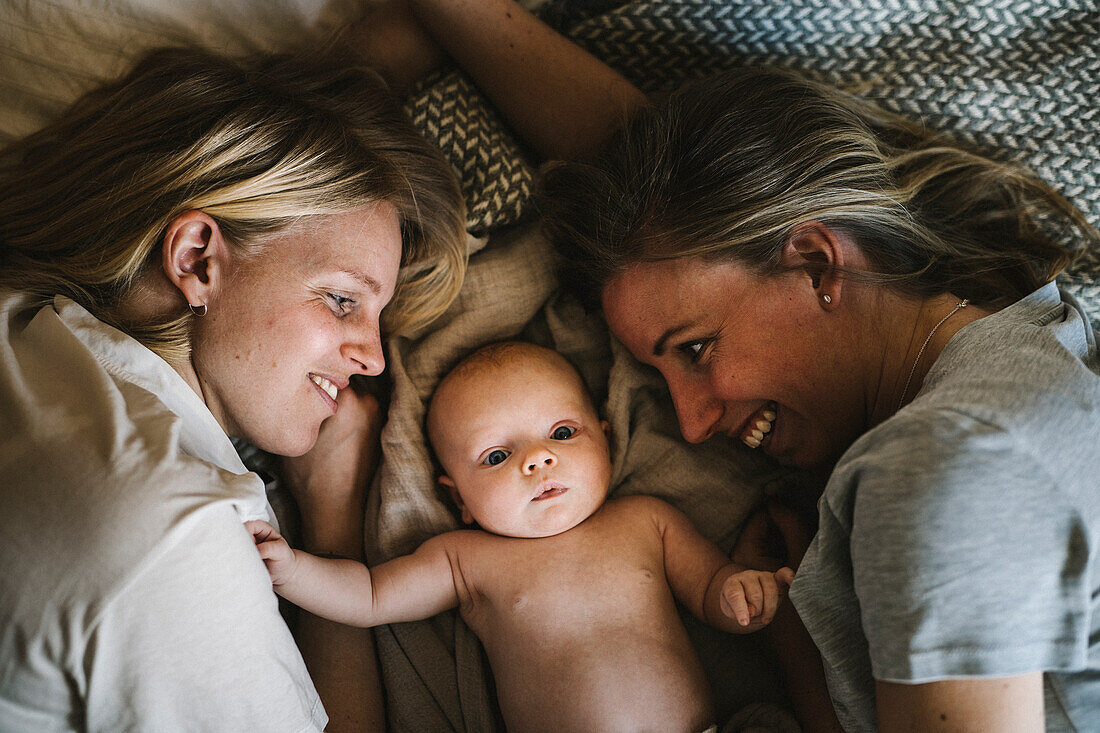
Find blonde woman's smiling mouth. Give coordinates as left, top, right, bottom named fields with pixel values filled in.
left=309, top=373, right=342, bottom=409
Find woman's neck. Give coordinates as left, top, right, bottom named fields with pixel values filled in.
left=116, top=272, right=212, bottom=419
left=868, top=292, right=990, bottom=426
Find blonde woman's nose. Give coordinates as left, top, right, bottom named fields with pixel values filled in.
left=344, top=323, right=385, bottom=376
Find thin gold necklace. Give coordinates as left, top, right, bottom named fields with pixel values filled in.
left=896, top=299, right=968, bottom=413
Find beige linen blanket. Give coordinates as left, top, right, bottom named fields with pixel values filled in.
left=366, top=223, right=798, bottom=730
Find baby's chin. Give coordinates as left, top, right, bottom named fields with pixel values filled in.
left=480, top=507, right=601, bottom=539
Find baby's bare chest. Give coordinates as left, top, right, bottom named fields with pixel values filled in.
left=461, top=524, right=673, bottom=641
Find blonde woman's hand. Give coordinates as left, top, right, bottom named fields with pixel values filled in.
left=281, top=385, right=384, bottom=559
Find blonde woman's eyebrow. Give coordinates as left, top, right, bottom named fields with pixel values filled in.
left=340, top=269, right=383, bottom=295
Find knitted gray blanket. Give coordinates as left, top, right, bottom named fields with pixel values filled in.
left=409, top=0, right=1100, bottom=323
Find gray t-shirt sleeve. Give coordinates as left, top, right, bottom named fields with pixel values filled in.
left=850, top=408, right=1093, bottom=683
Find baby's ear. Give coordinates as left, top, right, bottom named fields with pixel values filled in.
left=438, top=475, right=474, bottom=525
left=600, top=419, right=611, bottom=438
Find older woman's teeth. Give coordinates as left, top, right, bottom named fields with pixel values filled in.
left=741, top=403, right=777, bottom=449
left=310, top=375, right=338, bottom=401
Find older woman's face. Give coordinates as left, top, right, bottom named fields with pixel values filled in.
left=601, top=256, right=868, bottom=469
left=191, top=203, right=402, bottom=457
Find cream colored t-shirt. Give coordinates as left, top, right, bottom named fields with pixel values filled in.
left=0, top=292, right=326, bottom=732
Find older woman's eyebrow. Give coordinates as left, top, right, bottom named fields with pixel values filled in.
left=653, top=324, right=691, bottom=357
left=340, top=269, right=383, bottom=295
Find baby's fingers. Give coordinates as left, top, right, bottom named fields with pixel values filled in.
left=720, top=582, right=752, bottom=626
left=722, top=576, right=765, bottom=626
left=254, top=539, right=282, bottom=564
left=757, top=572, right=783, bottom=625
left=245, top=519, right=282, bottom=544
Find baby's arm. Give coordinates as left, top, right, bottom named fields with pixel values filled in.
left=247, top=520, right=461, bottom=627
left=645, top=498, right=793, bottom=634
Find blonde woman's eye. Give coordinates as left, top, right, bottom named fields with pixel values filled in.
left=551, top=426, right=576, bottom=440
left=327, top=293, right=355, bottom=314
left=483, top=449, right=510, bottom=466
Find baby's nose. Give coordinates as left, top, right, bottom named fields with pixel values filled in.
left=528, top=453, right=554, bottom=471
left=524, top=452, right=556, bottom=473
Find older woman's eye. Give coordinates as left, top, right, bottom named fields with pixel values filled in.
left=551, top=426, right=576, bottom=440
left=483, top=449, right=510, bottom=466
left=679, top=340, right=708, bottom=363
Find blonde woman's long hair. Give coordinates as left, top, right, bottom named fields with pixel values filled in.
left=0, top=46, right=466, bottom=365
left=541, top=67, right=1097, bottom=310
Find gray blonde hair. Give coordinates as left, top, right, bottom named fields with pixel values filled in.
left=541, top=67, right=1097, bottom=310
left=0, top=46, right=466, bottom=365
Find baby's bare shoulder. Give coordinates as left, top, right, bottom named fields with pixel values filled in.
left=600, top=495, right=687, bottom=541
left=427, top=528, right=496, bottom=554
left=604, top=494, right=680, bottom=521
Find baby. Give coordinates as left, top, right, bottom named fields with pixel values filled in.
left=249, top=342, right=793, bottom=732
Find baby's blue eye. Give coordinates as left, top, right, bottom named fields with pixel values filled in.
left=484, top=449, right=509, bottom=466
left=551, top=426, right=576, bottom=440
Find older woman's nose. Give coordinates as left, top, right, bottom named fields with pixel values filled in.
left=668, top=379, right=722, bottom=444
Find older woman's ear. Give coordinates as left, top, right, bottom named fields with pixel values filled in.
left=161, top=210, right=230, bottom=315
left=780, top=221, right=855, bottom=308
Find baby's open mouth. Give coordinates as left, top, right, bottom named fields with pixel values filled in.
left=532, top=482, right=568, bottom=501
left=739, top=401, right=776, bottom=449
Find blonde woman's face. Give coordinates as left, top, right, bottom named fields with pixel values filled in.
left=602, top=256, right=868, bottom=469
left=191, top=203, right=402, bottom=457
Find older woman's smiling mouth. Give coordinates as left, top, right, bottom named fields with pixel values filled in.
left=736, top=401, right=777, bottom=449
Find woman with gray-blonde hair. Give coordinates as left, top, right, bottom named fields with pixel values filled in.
left=0, top=46, right=465, bottom=731
left=363, top=0, right=1100, bottom=729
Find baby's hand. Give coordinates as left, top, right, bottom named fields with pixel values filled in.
left=721, top=567, right=795, bottom=632
left=245, top=520, right=298, bottom=587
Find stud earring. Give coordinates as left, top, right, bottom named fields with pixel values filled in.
left=822, top=294, right=832, bottom=304
left=189, top=301, right=208, bottom=317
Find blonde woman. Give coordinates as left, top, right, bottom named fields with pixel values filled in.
left=361, top=1, right=1100, bottom=730
left=0, top=47, right=465, bottom=731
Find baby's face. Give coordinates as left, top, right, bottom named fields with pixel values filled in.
left=431, top=349, right=612, bottom=538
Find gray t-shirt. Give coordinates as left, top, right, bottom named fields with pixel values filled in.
left=789, top=283, right=1100, bottom=732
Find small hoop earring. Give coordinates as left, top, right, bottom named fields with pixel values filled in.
left=822, top=294, right=832, bottom=304
left=189, top=301, right=208, bottom=317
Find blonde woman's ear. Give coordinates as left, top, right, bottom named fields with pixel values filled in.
left=438, top=474, right=474, bottom=524
left=162, top=210, right=228, bottom=314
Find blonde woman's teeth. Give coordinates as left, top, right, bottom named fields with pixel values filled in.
left=740, top=402, right=777, bottom=449
left=310, top=375, right=338, bottom=400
